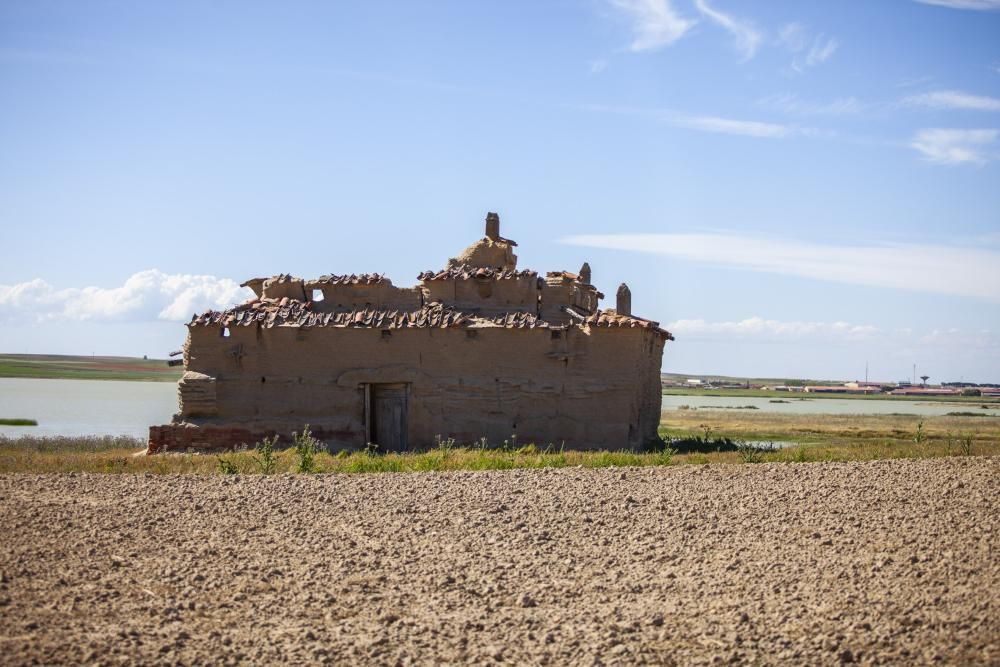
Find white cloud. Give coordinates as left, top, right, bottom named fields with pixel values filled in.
left=777, top=23, right=807, bottom=52
left=805, top=34, right=838, bottom=67
left=590, top=59, right=608, bottom=74
left=609, top=0, right=697, bottom=52
left=0, top=270, right=251, bottom=323
left=910, top=128, right=999, bottom=165
left=578, top=103, right=808, bottom=139
left=914, top=0, right=1000, bottom=9
left=672, top=115, right=792, bottom=138
left=666, top=316, right=881, bottom=342
left=693, top=0, right=762, bottom=61
left=778, top=24, right=839, bottom=73
left=918, top=328, right=1000, bottom=348
left=904, top=90, right=1000, bottom=111
left=561, top=232, right=1000, bottom=302
left=756, top=92, right=863, bottom=116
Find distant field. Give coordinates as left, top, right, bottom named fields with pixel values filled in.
left=661, top=387, right=998, bottom=403
left=0, top=354, right=182, bottom=382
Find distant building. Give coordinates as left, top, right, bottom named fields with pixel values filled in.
left=803, top=385, right=880, bottom=394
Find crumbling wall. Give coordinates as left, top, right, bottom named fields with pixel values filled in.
left=308, top=282, right=422, bottom=311
left=421, top=276, right=539, bottom=316
left=447, top=238, right=517, bottom=270
left=154, top=322, right=663, bottom=453
left=539, top=277, right=601, bottom=324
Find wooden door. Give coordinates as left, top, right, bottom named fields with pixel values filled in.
left=372, top=383, right=408, bottom=452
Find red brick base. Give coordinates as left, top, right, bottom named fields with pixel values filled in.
left=146, top=425, right=359, bottom=454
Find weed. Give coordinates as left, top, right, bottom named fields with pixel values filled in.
left=736, top=440, right=775, bottom=463
left=251, top=434, right=279, bottom=474
left=293, top=424, right=324, bottom=473
left=435, top=434, right=456, bottom=459
left=216, top=456, right=239, bottom=475
left=791, top=447, right=812, bottom=463
left=914, top=420, right=925, bottom=445
left=960, top=434, right=974, bottom=456
left=104, top=456, right=128, bottom=473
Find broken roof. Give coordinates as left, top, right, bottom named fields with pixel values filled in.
left=418, top=265, right=537, bottom=281
left=189, top=299, right=671, bottom=337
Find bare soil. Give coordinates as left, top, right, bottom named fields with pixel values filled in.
left=1, top=459, right=998, bottom=665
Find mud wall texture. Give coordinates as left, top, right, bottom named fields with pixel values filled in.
left=150, top=323, right=663, bottom=453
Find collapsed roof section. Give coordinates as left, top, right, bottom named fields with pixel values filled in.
left=207, top=212, right=671, bottom=338
left=189, top=298, right=671, bottom=337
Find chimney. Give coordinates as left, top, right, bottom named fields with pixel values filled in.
left=616, top=283, right=631, bottom=316
left=485, top=212, right=500, bottom=241
left=579, top=262, right=591, bottom=284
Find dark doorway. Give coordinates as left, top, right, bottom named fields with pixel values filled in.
left=370, top=383, right=408, bottom=451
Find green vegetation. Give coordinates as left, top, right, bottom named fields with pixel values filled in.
left=0, top=418, right=37, bottom=426
left=293, top=425, right=322, bottom=473
left=1, top=409, right=997, bottom=474
left=0, top=354, right=182, bottom=382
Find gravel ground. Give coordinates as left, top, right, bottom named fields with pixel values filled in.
left=1, top=458, right=998, bottom=665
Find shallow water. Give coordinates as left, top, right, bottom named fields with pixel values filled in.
left=661, top=394, right=999, bottom=417
left=0, top=378, right=996, bottom=439
left=0, top=378, right=176, bottom=439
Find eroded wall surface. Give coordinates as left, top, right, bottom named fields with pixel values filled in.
left=149, top=323, right=664, bottom=452
left=149, top=213, right=672, bottom=453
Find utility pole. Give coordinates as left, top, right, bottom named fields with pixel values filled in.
left=865, top=361, right=869, bottom=384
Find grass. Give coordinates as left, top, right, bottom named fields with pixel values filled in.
left=0, top=418, right=37, bottom=426
left=0, top=354, right=182, bottom=382
left=0, top=410, right=997, bottom=475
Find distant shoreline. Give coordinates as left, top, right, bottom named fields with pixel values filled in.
left=0, top=354, right=182, bottom=383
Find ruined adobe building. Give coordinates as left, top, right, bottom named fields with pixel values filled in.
left=148, top=213, right=672, bottom=453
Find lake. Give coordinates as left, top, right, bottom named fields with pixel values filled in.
left=0, top=378, right=996, bottom=439
left=661, top=394, right=999, bottom=417
left=0, top=378, right=176, bottom=439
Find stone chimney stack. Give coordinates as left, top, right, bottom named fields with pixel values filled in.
left=485, top=212, right=500, bottom=241
left=616, top=283, right=631, bottom=316
left=579, top=262, right=591, bottom=284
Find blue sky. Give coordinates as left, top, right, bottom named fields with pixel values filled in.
left=1, top=0, right=999, bottom=382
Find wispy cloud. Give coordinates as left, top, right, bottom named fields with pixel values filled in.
left=578, top=103, right=810, bottom=139
left=805, top=35, right=838, bottom=67
left=609, top=0, right=697, bottom=52
left=777, top=24, right=839, bottom=73
left=913, top=0, right=1000, bottom=9
left=672, top=115, right=792, bottom=138
left=0, top=270, right=251, bottom=323
left=904, top=90, right=1000, bottom=111
left=667, top=317, right=881, bottom=342
left=693, top=0, right=762, bottom=61
left=561, top=232, right=1000, bottom=301
left=756, top=92, right=863, bottom=116
left=590, top=59, right=609, bottom=74
left=910, top=128, right=999, bottom=164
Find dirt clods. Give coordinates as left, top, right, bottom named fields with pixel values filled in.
left=1, top=458, right=998, bottom=664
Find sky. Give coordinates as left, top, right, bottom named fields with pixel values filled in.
left=1, top=0, right=999, bottom=383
